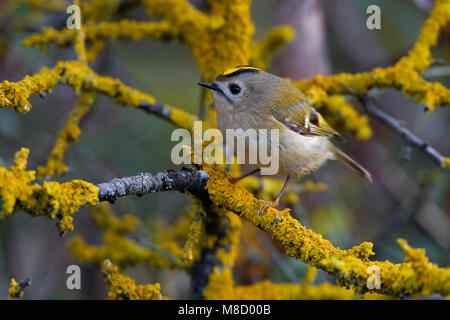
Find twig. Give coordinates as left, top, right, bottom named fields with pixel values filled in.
left=96, top=168, right=209, bottom=203
left=421, top=65, right=450, bottom=79
left=360, top=96, right=448, bottom=167
left=138, top=101, right=172, bottom=122
left=255, top=232, right=301, bottom=283
left=125, top=234, right=180, bottom=264
left=19, top=277, right=32, bottom=291
left=7, top=277, right=32, bottom=299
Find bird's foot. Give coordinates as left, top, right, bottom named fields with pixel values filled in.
left=255, top=199, right=279, bottom=217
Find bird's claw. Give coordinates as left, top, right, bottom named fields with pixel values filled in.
left=255, top=200, right=278, bottom=217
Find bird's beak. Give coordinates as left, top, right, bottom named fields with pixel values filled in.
left=198, top=82, right=219, bottom=91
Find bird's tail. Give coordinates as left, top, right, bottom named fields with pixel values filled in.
left=332, top=147, right=372, bottom=183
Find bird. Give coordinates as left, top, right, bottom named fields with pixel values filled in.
left=198, top=66, right=372, bottom=211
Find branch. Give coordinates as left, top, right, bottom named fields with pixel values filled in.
left=138, top=101, right=172, bottom=122
left=93, top=166, right=450, bottom=298
left=0, top=60, right=199, bottom=130
left=7, top=277, right=32, bottom=300
left=96, top=168, right=209, bottom=203
left=23, top=20, right=178, bottom=52
left=360, top=95, right=449, bottom=167
left=101, top=259, right=167, bottom=300
left=202, top=167, right=450, bottom=299
left=125, top=234, right=180, bottom=264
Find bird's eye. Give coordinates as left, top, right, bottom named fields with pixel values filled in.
left=310, top=113, right=319, bottom=125
left=229, top=83, right=241, bottom=95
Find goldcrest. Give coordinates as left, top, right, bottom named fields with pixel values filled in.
left=199, top=66, right=371, bottom=209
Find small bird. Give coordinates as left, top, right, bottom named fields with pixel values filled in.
left=198, top=66, right=371, bottom=210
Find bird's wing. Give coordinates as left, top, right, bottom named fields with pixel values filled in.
left=272, top=102, right=343, bottom=140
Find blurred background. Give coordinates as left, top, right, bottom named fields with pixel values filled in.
left=0, top=0, right=449, bottom=299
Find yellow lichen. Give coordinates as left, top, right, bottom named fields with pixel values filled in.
left=295, top=0, right=450, bottom=113
left=0, top=148, right=98, bottom=235
left=101, top=259, right=167, bottom=300
left=397, top=0, right=450, bottom=71
left=441, top=157, right=450, bottom=169
left=2, top=0, right=450, bottom=301
left=215, top=210, right=242, bottom=267
left=37, top=92, right=96, bottom=178
left=203, top=266, right=389, bottom=300
left=179, top=210, right=204, bottom=264
left=0, top=61, right=198, bottom=130
left=237, top=176, right=327, bottom=206
left=11, top=0, right=65, bottom=11
left=203, top=166, right=450, bottom=298
left=7, top=278, right=23, bottom=300
left=302, top=180, right=328, bottom=193
left=23, top=20, right=177, bottom=62
left=67, top=203, right=182, bottom=268
left=306, top=89, right=372, bottom=140
left=251, top=25, right=296, bottom=70
left=73, top=0, right=87, bottom=64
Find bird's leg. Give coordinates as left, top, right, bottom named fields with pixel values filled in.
left=273, top=176, right=291, bottom=208
left=257, top=176, right=291, bottom=216
left=230, top=168, right=260, bottom=184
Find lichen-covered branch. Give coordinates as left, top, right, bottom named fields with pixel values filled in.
left=37, top=91, right=97, bottom=178
left=90, top=166, right=450, bottom=298
left=23, top=20, right=178, bottom=62
left=1, top=0, right=449, bottom=301
left=0, top=61, right=198, bottom=130
left=0, top=148, right=98, bottom=235
left=251, top=25, right=296, bottom=70
left=295, top=0, right=450, bottom=113
left=101, top=259, right=168, bottom=300
left=203, top=167, right=450, bottom=298
left=238, top=175, right=327, bottom=205
left=203, top=266, right=388, bottom=300
left=190, top=205, right=242, bottom=299
left=6, top=277, right=31, bottom=300
left=179, top=207, right=205, bottom=264
left=68, top=203, right=182, bottom=268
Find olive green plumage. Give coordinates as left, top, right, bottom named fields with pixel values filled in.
left=199, top=66, right=372, bottom=184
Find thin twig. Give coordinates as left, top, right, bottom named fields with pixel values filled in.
left=255, top=232, right=301, bottom=283
left=421, top=65, right=450, bottom=79
left=360, top=96, right=448, bottom=167
left=125, top=234, right=180, bottom=263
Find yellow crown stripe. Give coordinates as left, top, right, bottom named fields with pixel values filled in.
left=221, top=66, right=260, bottom=77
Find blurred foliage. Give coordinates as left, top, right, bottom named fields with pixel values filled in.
left=0, top=0, right=449, bottom=300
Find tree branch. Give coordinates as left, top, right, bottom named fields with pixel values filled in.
left=96, top=168, right=209, bottom=203
left=360, top=96, right=448, bottom=167
left=93, top=166, right=450, bottom=298
left=138, top=101, right=172, bottom=122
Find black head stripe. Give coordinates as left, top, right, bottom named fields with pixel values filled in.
left=218, top=66, right=261, bottom=79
